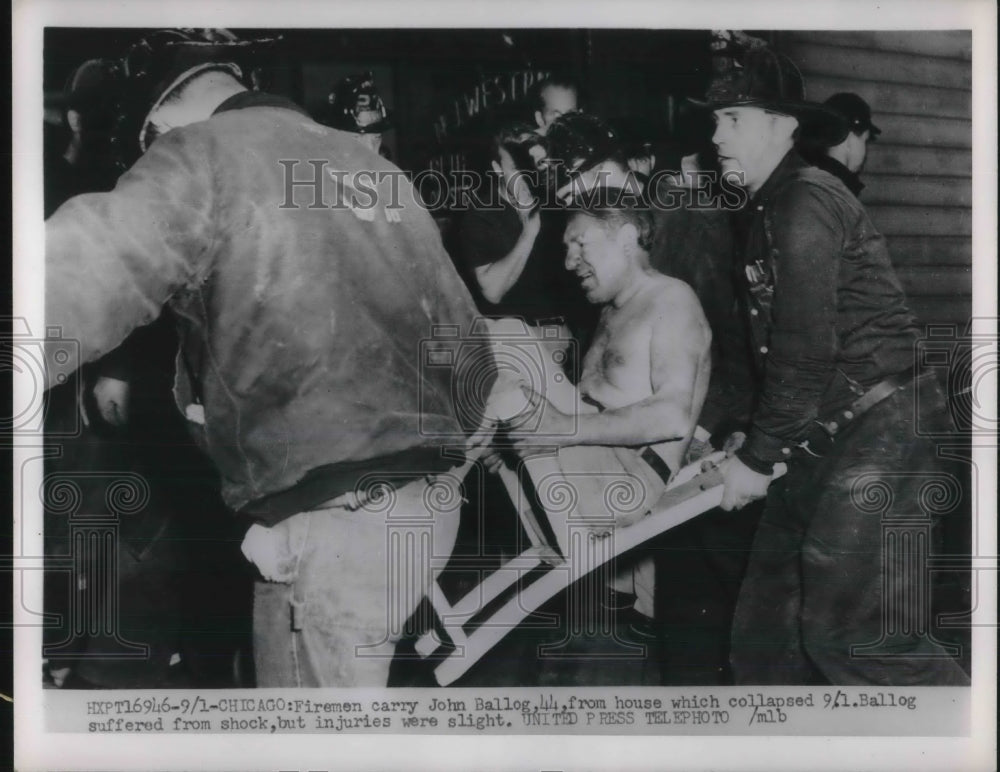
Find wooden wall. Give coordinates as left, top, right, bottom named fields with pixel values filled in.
left=780, top=31, right=973, bottom=330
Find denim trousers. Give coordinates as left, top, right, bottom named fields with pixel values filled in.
left=253, top=462, right=468, bottom=687
left=731, top=373, right=971, bottom=685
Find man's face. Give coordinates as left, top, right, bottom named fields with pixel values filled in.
left=712, top=106, right=794, bottom=192
left=563, top=213, right=632, bottom=304
left=493, top=146, right=535, bottom=208
left=535, top=85, right=578, bottom=134
left=845, top=129, right=870, bottom=174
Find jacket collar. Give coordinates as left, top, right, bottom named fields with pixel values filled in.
left=751, top=149, right=809, bottom=205
left=213, top=90, right=312, bottom=119
left=812, top=154, right=864, bottom=196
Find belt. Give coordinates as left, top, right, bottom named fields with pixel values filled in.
left=640, top=447, right=676, bottom=485
left=819, top=367, right=922, bottom=437
left=798, top=367, right=922, bottom=457
left=528, top=316, right=566, bottom=328
left=310, top=472, right=426, bottom=513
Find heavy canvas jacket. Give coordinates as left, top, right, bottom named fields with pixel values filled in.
left=45, top=92, right=492, bottom=524
left=735, top=151, right=919, bottom=474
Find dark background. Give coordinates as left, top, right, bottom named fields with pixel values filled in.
left=43, top=27, right=726, bottom=176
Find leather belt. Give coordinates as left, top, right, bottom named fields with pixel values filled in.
left=528, top=316, right=566, bottom=328
left=816, top=367, right=922, bottom=439
left=640, top=447, right=676, bottom=485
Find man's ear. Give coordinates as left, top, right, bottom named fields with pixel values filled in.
left=66, top=109, right=83, bottom=135
left=534, top=110, right=545, bottom=130
left=772, top=113, right=799, bottom=142
left=617, top=222, right=640, bottom=255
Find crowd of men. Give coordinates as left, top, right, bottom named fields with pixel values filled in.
left=41, top=29, right=969, bottom=690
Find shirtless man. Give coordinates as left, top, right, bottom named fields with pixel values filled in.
left=508, top=194, right=712, bottom=621
left=513, top=198, right=710, bottom=468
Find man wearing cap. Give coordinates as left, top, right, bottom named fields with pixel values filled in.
left=704, top=48, right=968, bottom=685
left=43, top=29, right=493, bottom=688
left=805, top=92, right=882, bottom=197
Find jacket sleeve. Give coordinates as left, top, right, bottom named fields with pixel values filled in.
left=44, top=125, right=218, bottom=388
left=738, top=182, right=844, bottom=474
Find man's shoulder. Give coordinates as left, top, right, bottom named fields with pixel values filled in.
left=645, top=271, right=700, bottom=305
left=641, top=273, right=710, bottom=339
left=766, top=168, right=860, bottom=229
left=771, top=164, right=856, bottom=208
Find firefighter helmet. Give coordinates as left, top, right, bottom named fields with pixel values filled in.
left=324, top=72, right=392, bottom=134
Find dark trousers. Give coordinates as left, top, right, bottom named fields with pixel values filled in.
left=731, top=373, right=970, bottom=685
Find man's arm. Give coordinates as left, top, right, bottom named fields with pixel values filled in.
left=571, top=286, right=711, bottom=446
left=736, top=183, right=844, bottom=474
left=44, top=125, right=218, bottom=388
left=472, top=209, right=540, bottom=304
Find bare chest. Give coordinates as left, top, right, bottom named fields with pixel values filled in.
left=579, top=311, right=653, bottom=409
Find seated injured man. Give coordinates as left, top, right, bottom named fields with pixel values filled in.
left=492, top=192, right=712, bottom=626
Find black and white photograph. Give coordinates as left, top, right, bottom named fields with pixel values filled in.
left=9, top=0, right=997, bottom=770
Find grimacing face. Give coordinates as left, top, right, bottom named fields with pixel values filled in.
left=563, top=213, right=633, bottom=305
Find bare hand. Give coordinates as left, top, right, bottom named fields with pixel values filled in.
left=92, top=376, right=130, bottom=427
left=481, top=448, right=507, bottom=474
left=684, top=435, right=714, bottom=466
left=519, top=206, right=541, bottom=238
left=722, top=430, right=747, bottom=457
left=506, top=385, right=574, bottom=447
left=719, top=455, right=771, bottom=511
left=241, top=523, right=294, bottom=582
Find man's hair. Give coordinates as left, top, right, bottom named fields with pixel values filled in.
left=142, top=66, right=242, bottom=147
left=489, top=120, right=544, bottom=173
left=62, top=59, right=117, bottom=133
left=532, top=73, right=580, bottom=113
left=567, top=192, right=654, bottom=253
left=158, top=65, right=241, bottom=109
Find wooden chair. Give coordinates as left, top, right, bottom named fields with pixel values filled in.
left=417, top=437, right=785, bottom=686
